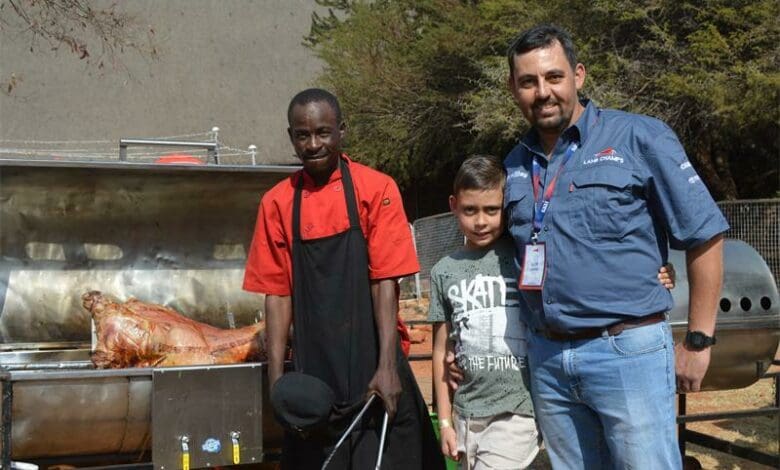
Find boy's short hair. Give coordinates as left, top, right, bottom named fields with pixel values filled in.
left=453, top=154, right=506, bottom=194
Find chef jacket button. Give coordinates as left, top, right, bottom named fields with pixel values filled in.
left=544, top=226, right=549, bottom=232
left=546, top=299, right=553, bottom=304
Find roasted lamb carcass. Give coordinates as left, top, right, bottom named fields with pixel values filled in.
left=83, top=291, right=265, bottom=368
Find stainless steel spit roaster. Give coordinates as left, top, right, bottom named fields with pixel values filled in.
left=0, top=159, right=296, bottom=467
left=667, top=241, right=779, bottom=390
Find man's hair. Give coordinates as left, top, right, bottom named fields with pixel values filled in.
left=287, top=88, right=343, bottom=125
left=453, top=155, right=506, bottom=194
left=507, top=24, right=578, bottom=77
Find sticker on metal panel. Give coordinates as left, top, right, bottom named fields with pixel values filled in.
left=202, top=437, right=222, bottom=453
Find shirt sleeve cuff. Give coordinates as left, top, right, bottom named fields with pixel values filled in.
left=670, top=220, right=730, bottom=251
left=242, top=280, right=291, bottom=296
left=369, top=266, right=420, bottom=281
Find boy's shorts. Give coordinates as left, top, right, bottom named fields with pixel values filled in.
left=455, top=412, right=541, bottom=470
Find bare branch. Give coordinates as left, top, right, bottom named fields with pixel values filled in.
left=1, top=0, right=156, bottom=91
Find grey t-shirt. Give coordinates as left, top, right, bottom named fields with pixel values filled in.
left=428, top=236, right=534, bottom=418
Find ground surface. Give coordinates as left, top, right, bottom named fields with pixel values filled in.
left=400, top=299, right=780, bottom=470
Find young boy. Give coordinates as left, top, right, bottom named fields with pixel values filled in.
left=429, top=154, right=540, bottom=469
left=429, top=155, right=676, bottom=469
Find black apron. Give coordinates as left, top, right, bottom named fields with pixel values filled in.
left=281, top=160, right=444, bottom=470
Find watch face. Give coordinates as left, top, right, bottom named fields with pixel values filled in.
left=686, top=331, right=714, bottom=349
left=689, top=333, right=705, bottom=348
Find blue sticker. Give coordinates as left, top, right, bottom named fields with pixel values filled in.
left=201, top=438, right=221, bottom=453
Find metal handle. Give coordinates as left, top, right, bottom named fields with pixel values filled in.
left=180, top=436, right=190, bottom=470
left=374, top=411, right=389, bottom=470
left=321, top=394, right=378, bottom=470
left=230, top=431, right=241, bottom=464
left=119, top=139, right=218, bottom=164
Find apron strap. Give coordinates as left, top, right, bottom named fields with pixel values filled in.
left=339, top=158, right=361, bottom=231
left=292, top=170, right=304, bottom=242
left=292, top=157, right=361, bottom=242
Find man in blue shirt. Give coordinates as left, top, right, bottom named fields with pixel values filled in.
left=503, top=24, right=728, bottom=469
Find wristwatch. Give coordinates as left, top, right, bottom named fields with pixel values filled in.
left=685, top=331, right=716, bottom=350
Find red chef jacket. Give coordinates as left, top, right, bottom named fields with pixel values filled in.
left=244, top=155, right=417, bottom=355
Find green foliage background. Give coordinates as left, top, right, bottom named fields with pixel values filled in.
left=306, top=0, right=779, bottom=216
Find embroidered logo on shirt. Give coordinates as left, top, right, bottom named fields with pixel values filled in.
left=508, top=169, right=529, bottom=180
left=583, top=147, right=624, bottom=165
left=382, top=198, right=391, bottom=206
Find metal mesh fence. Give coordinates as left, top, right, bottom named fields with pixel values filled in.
left=718, top=199, right=780, bottom=290
left=410, top=213, right=464, bottom=297
left=409, top=199, right=780, bottom=297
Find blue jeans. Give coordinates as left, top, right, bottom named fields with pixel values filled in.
left=527, top=321, right=681, bottom=470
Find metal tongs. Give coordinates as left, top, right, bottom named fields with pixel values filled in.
left=321, top=393, right=390, bottom=470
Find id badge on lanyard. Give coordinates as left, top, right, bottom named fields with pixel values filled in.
left=519, top=143, right=578, bottom=291
left=519, top=242, right=546, bottom=290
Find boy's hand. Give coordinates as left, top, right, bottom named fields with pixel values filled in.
left=440, top=426, right=459, bottom=460
left=445, top=350, right=464, bottom=391
left=658, top=263, right=676, bottom=290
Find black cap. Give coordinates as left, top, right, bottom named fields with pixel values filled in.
left=270, top=372, right=336, bottom=436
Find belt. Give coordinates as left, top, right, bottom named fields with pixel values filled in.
left=537, top=312, right=666, bottom=341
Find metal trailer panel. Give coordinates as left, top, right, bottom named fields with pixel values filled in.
left=0, top=362, right=285, bottom=461
left=152, top=364, right=264, bottom=470
left=8, top=372, right=152, bottom=458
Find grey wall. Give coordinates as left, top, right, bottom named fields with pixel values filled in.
left=0, top=0, right=325, bottom=164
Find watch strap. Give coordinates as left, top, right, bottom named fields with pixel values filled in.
left=685, top=330, right=716, bottom=349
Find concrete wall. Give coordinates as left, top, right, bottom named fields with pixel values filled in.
left=0, top=0, right=325, bottom=164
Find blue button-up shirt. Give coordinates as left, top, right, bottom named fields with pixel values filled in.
left=504, top=101, right=729, bottom=333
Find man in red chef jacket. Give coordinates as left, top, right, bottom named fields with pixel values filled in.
left=243, top=88, right=443, bottom=469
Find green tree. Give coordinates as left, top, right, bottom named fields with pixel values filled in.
left=307, top=0, right=779, bottom=214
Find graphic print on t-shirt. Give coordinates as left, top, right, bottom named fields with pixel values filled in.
left=447, top=274, right=527, bottom=373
